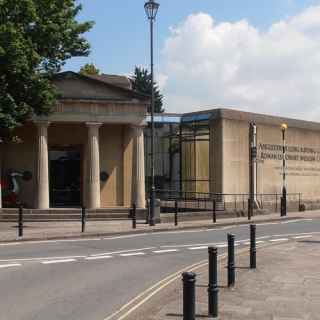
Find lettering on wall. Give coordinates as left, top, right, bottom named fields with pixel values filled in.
left=259, top=143, right=320, bottom=162
left=258, top=143, right=320, bottom=177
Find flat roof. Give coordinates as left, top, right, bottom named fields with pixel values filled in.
left=146, top=114, right=181, bottom=124
left=207, top=108, right=320, bottom=132
left=146, top=108, right=320, bottom=131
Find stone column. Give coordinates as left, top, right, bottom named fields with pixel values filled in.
left=86, top=122, right=102, bottom=209
left=35, top=121, right=50, bottom=209
left=133, top=126, right=146, bottom=209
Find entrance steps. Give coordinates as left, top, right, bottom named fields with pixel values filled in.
left=0, top=207, right=142, bottom=222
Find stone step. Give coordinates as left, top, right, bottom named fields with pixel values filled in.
left=0, top=208, right=132, bottom=214
left=0, top=207, right=148, bottom=222
left=0, top=213, right=129, bottom=220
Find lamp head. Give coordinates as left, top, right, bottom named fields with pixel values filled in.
left=144, top=0, right=160, bottom=20
left=281, top=123, right=288, bottom=131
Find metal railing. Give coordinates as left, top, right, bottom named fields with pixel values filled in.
left=155, top=189, right=302, bottom=213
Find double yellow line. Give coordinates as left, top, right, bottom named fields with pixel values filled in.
left=103, top=254, right=227, bottom=320
left=103, top=242, right=274, bottom=320
left=103, top=259, right=206, bottom=320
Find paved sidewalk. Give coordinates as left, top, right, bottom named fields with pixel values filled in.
left=129, top=236, right=320, bottom=320
left=0, top=209, right=319, bottom=242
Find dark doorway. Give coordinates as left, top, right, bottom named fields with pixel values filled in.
left=49, top=148, right=82, bottom=207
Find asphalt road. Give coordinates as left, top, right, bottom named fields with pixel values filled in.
left=0, top=218, right=318, bottom=320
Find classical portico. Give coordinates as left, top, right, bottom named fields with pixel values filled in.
left=1, top=71, right=148, bottom=210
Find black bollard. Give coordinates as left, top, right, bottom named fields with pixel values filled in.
left=250, top=224, right=256, bottom=269
left=280, top=196, right=287, bottom=217
left=248, top=198, right=252, bottom=220
left=132, top=203, right=137, bottom=229
left=182, top=272, right=196, bottom=320
left=227, top=234, right=235, bottom=287
left=208, top=247, right=219, bottom=317
left=81, top=206, right=86, bottom=233
left=145, top=200, right=150, bottom=224
left=18, top=205, right=23, bottom=238
left=174, top=200, right=178, bottom=226
left=212, top=199, right=216, bottom=223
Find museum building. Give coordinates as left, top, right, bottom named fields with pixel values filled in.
left=0, top=71, right=149, bottom=210
left=1, top=71, right=320, bottom=211
left=147, top=110, right=320, bottom=208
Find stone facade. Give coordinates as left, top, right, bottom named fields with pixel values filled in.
left=0, top=71, right=148, bottom=209
left=209, top=109, right=320, bottom=202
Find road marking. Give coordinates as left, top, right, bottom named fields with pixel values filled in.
left=102, top=258, right=211, bottom=320
left=119, top=252, right=145, bottom=257
left=103, top=234, right=149, bottom=240
left=281, top=219, right=308, bottom=224
left=269, top=238, right=288, bottom=242
left=161, top=242, right=224, bottom=249
left=257, top=236, right=271, bottom=240
left=293, top=235, right=313, bottom=239
left=41, top=259, right=77, bottom=264
left=91, top=247, right=156, bottom=257
left=11, top=238, right=102, bottom=246
left=269, top=231, right=320, bottom=238
left=236, top=239, right=249, bottom=244
left=0, top=263, right=22, bottom=268
left=243, top=240, right=265, bottom=245
left=105, top=243, right=271, bottom=320
left=244, top=240, right=265, bottom=246
left=85, top=256, right=113, bottom=261
left=53, top=238, right=101, bottom=242
left=188, top=246, right=208, bottom=250
left=0, top=242, right=22, bottom=246
left=258, top=222, right=279, bottom=226
left=1, top=217, right=316, bottom=246
left=216, top=244, right=227, bottom=248
left=156, top=229, right=210, bottom=235
left=0, top=255, right=86, bottom=263
left=152, top=249, right=178, bottom=254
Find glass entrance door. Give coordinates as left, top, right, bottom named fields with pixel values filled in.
left=49, top=149, right=81, bottom=207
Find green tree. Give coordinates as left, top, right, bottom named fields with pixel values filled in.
left=0, top=0, right=93, bottom=135
left=79, top=63, right=100, bottom=76
left=130, top=66, right=164, bottom=113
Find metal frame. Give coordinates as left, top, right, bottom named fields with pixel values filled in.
left=144, top=115, right=211, bottom=196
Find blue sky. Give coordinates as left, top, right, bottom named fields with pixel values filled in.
left=65, top=1, right=320, bottom=119
left=65, top=0, right=318, bottom=75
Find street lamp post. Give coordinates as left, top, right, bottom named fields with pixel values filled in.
left=281, top=123, right=288, bottom=216
left=144, top=0, right=159, bottom=226
left=249, top=122, right=257, bottom=220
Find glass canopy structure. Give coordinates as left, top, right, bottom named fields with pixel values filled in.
left=144, top=113, right=211, bottom=194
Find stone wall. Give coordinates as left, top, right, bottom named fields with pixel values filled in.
left=209, top=109, right=320, bottom=203
left=2, top=122, right=132, bottom=208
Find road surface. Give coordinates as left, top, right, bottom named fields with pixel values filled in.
left=0, top=218, right=318, bottom=320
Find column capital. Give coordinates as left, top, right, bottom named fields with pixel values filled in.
left=35, top=121, right=50, bottom=128
left=85, top=122, right=103, bottom=128
left=131, top=120, right=147, bottom=129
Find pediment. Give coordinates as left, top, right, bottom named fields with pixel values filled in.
left=52, top=71, right=147, bottom=102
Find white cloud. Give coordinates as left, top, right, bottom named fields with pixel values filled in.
left=160, top=6, right=320, bottom=120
